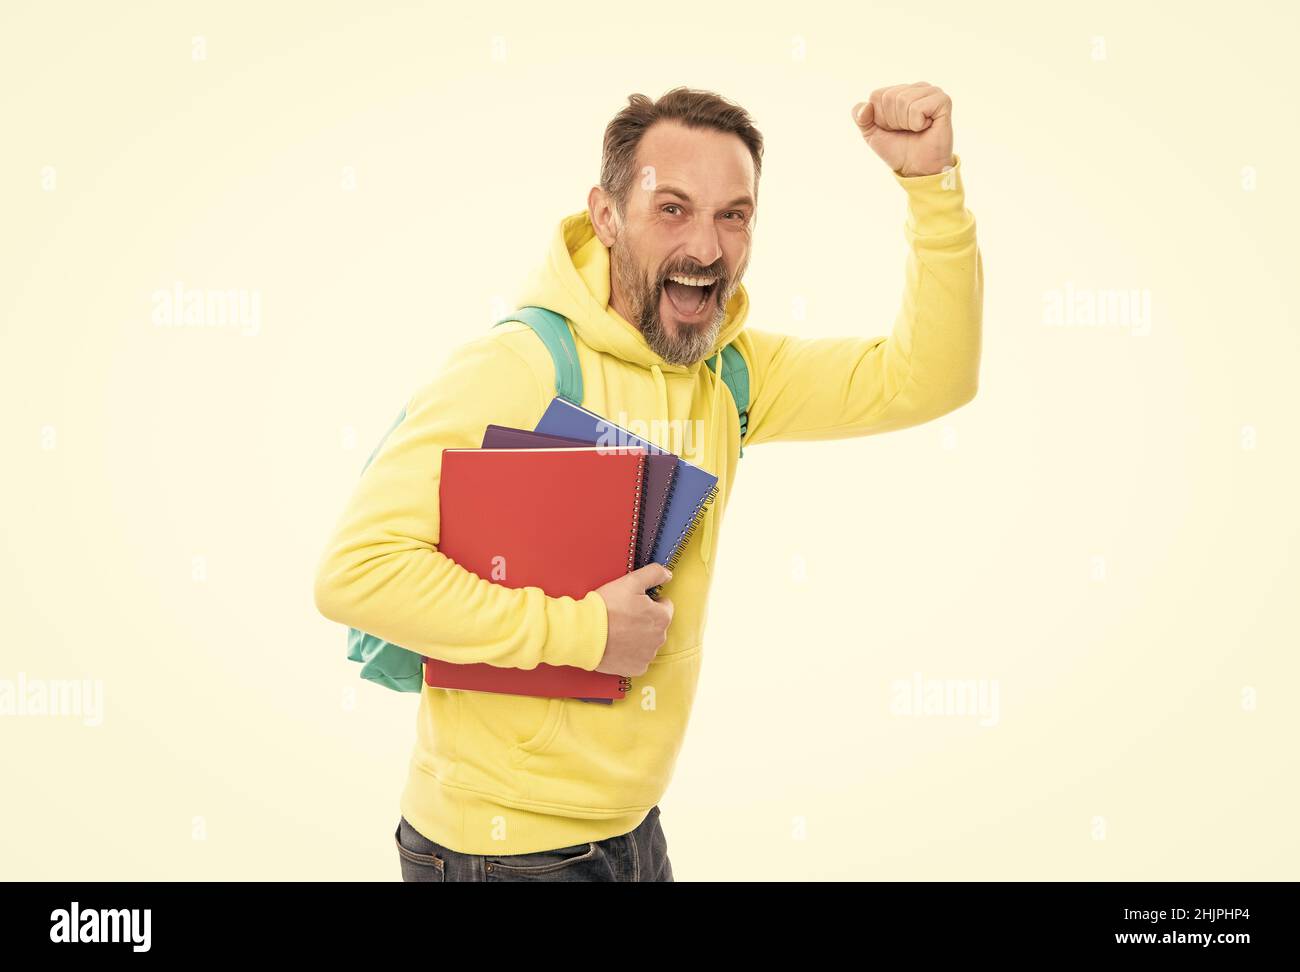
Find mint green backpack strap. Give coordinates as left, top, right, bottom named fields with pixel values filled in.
left=497, top=306, right=747, bottom=457
left=706, top=343, right=750, bottom=458
left=344, top=404, right=424, bottom=693
left=494, top=306, right=583, bottom=404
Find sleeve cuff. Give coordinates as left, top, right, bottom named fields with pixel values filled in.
left=542, top=588, right=609, bottom=671
left=893, top=153, right=973, bottom=238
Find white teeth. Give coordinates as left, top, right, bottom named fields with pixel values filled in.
left=667, top=274, right=714, bottom=287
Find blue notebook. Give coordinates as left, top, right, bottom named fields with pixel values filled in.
left=535, top=397, right=719, bottom=595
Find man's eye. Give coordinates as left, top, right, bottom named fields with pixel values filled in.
left=662, top=204, right=682, bottom=215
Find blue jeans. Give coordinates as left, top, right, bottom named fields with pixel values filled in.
left=395, top=805, right=673, bottom=882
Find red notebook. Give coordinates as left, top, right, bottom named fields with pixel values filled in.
left=423, top=445, right=648, bottom=700
left=483, top=424, right=679, bottom=573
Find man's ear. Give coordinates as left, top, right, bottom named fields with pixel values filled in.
left=588, top=185, right=619, bottom=247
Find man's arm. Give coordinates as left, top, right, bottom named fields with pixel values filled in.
left=313, top=328, right=608, bottom=671
left=736, top=84, right=982, bottom=446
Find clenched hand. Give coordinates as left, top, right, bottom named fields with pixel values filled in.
left=852, top=82, right=955, bottom=178
left=594, top=563, right=674, bottom=677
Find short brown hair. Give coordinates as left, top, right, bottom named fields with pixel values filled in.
left=600, top=86, right=764, bottom=219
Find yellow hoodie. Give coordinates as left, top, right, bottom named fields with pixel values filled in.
left=313, top=155, right=982, bottom=855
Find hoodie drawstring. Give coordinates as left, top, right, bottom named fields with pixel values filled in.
left=650, top=363, right=668, bottom=434
left=699, top=353, right=725, bottom=566
left=649, top=357, right=723, bottom=569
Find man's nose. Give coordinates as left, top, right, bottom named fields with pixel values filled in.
left=683, top=215, right=723, bottom=271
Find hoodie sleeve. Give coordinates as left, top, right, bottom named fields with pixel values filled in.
left=312, top=330, right=609, bottom=672
left=736, top=153, right=982, bottom=445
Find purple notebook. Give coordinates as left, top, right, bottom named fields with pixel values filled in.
left=481, top=425, right=594, bottom=450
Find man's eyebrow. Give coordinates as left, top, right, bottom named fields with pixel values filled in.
left=652, top=185, right=755, bottom=210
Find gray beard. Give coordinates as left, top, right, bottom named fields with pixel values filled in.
left=610, top=236, right=730, bottom=366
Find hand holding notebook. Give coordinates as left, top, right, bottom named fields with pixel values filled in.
left=422, top=400, right=718, bottom=703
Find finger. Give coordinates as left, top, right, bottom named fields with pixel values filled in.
left=873, top=87, right=894, bottom=131
left=630, top=561, right=673, bottom=589
left=850, top=100, right=874, bottom=134
left=873, top=83, right=939, bottom=131
left=904, top=90, right=952, bottom=132
left=868, top=87, right=889, bottom=130
left=901, top=91, right=933, bottom=132
left=888, top=85, right=914, bottom=130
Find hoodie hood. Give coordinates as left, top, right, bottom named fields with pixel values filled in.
left=512, top=208, right=751, bottom=567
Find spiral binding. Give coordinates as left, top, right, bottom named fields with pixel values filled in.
left=639, top=462, right=677, bottom=564
left=649, top=461, right=682, bottom=559
left=662, top=482, right=719, bottom=572
left=625, top=453, right=646, bottom=573
left=645, top=470, right=682, bottom=602
left=644, top=479, right=720, bottom=602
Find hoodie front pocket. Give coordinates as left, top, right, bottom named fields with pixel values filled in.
left=511, top=697, right=565, bottom=763
left=451, top=690, right=565, bottom=768
left=510, top=646, right=703, bottom=809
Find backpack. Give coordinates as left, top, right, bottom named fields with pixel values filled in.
left=344, top=306, right=749, bottom=692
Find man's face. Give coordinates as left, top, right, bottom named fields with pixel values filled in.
left=593, top=121, right=756, bottom=366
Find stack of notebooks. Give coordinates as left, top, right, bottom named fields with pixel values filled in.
left=422, top=396, right=719, bottom=703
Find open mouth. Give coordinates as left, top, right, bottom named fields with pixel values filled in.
left=662, top=273, right=719, bottom=319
